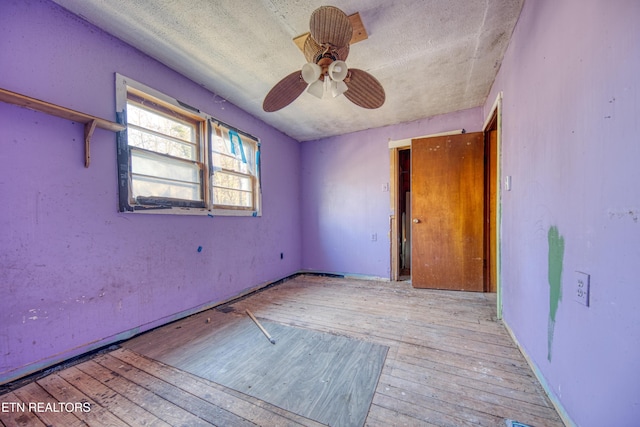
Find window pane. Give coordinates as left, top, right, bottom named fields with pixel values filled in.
left=127, top=103, right=194, bottom=143
left=211, top=134, right=228, bottom=154
left=128, top=127, right=196, bottom=160
left=212, top=152, right=247, bottom=173
left=131, top=149, right=202, bottom=201
left=132, top=176, right=202, bottom=202
left=211, top=128, right=256, bottom=175
left=212, top=172, right=252, bottom=191
left=212, top=171, right=252, bottom=208
left=213, top=188, right=253, bottom=208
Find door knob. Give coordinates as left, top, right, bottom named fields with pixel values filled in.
left=412, top=218, right=420, bottom=223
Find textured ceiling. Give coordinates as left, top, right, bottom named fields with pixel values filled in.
left=52, top=0, right=524, bottom=142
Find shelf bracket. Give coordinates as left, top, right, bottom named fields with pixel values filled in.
left=84, top=119, right=98, bottom=168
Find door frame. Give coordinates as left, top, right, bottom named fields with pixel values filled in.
left=388, top=129, right=465, bottom=282
left=483, top=92, right=503, bottom=318
left=388, top=92, right=503, bottom=318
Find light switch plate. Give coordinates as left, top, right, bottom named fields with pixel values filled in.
left=574, top=271, right=590, bottom=306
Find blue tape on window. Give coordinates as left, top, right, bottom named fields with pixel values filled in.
left=229, top=132, right=236, bottom=155
left=228, top=130, right=247, bottom=164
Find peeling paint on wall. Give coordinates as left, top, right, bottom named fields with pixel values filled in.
left=547, top=226, right=565, bottom=361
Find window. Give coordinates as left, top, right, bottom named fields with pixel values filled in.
left=210, top=123, right=260, bottom=210
left=116, top=74, right=261, bottom=216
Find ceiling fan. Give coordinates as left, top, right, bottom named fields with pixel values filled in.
left=262, top=5, right=385, bottom=112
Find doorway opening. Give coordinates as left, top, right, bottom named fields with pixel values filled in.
left=389, top=129, right=465, bottom=283
left=398, top=149, right=411, bottom=280
left=389, top=98, right=501, bottom=296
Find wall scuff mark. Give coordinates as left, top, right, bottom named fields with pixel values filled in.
left=607, top=208, right=639, bottom=223
left=548, top=226, right=565, bottom=361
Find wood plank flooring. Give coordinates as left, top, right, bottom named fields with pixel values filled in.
left=123, top=312, right=388, bottom=427
left=0, top=275, right=565, bottom=426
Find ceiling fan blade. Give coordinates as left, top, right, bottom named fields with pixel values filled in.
left=344, top=69, right=386, bottom=109
left=335, top=44, right=350, bottom=61
left=263, top=71, right=307, bottom=112
left=309, top=6, right=352, bottom=49
left=303, top=34, right=349, bottom=63
left=303, top=35, right=322, bottom=63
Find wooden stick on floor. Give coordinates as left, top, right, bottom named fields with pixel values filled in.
left=246, top=309, right=276, bottom=344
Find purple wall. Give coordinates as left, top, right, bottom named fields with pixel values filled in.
left=485, top=0, right=640, bottom=425
left=0, top=0, right=301, bottom=383
left=300, top=109, right=483, bottom=278
left=3, top=0, right=639, bottom=423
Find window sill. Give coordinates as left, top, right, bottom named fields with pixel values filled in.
left=121, top=206, right=261, bottom=217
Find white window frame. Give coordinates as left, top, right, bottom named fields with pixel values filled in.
left=115, top=74, right=261, bottom=217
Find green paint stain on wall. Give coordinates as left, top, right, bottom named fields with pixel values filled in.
left=547, top=226, right=565, bottom=361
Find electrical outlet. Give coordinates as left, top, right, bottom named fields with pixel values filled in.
left=371, top=233, right=377, bottom=241
left=574, top=271, right=590, bottom=306
left=382, top=183, right=390, bottom=192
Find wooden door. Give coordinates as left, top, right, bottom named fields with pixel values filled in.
left=411, top=132, right=484, bottom=291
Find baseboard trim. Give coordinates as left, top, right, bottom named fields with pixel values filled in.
left=0, top=271, right=301, bottom=387
left=1, top=270, right=389, bottom=388
left=502, top=320, right=575, bottom=427
left=299, top=269, right=389, bottom=282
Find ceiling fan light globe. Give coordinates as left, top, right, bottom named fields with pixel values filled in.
left=307, top=79, right=325, bottom=98
left=331, top=80, right=349, bottom=97
left=301, top=62, right=322, bottom=84
left=328, top=60, right=348, bottom=82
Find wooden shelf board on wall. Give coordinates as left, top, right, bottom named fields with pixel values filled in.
left=0, top=87, right=125, bottom=167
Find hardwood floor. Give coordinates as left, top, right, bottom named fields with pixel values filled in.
left=0, top=275, right=564, bottom=426
left=122, top=310, right=388, bottom=426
